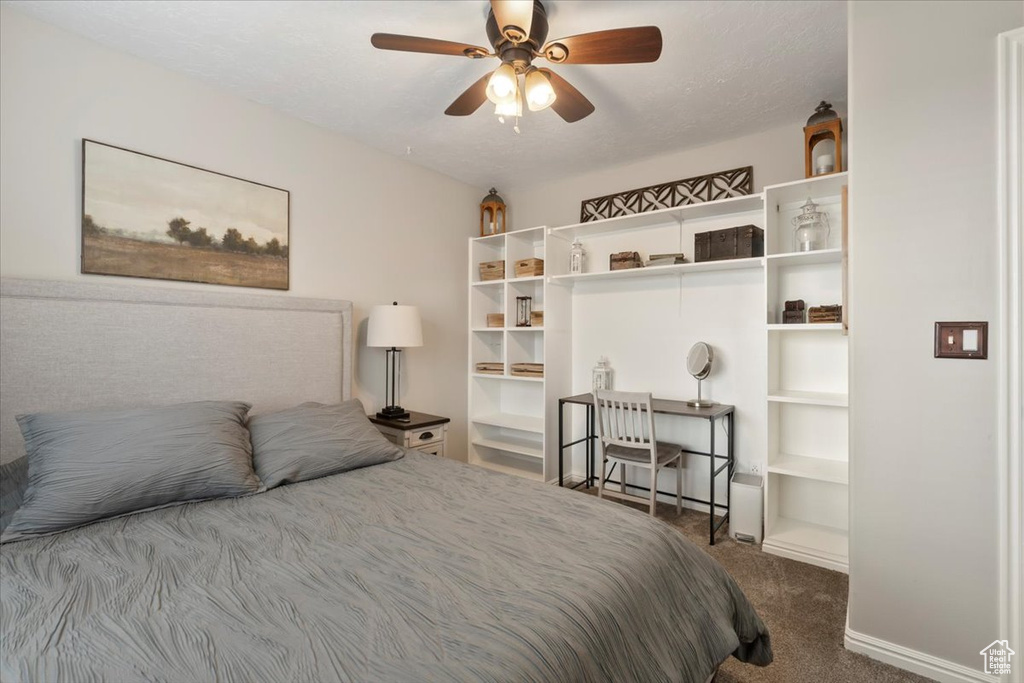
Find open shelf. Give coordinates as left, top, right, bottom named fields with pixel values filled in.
left=766, top=248, right=842, bottom=266
left=472, top=279, right=505, bottom=287
left=471, top=435, right=544, bottom=460
left=471, top=413, right=544, bottom=434
left=767, top=323, right=843, bottom=331
left=549, top=194, right=765, bottom=240
left=764, top=172, right=849, bottom=207
left=550, top=256, right=763, bottom=285
left=471, top=373, right=543, bottom=383
left=471, top=327, right=504, bottom=332
left=763, top=516, right=848, bottom=572
left=767, top=390, right=848, bottom=407
left=768, top=453, right=848, bottom=485
left=471, top=454, right=544, bottom=481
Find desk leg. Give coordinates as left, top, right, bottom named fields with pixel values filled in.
left=589, top=405, right=598, bottom=485
left=709, top=416, right=716, bottom=546
left=727, top=412, right=734, bottom=514
left=558, top=399, right=565, bottom=487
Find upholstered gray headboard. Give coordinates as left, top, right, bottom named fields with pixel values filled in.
left=0, top=278, right=353, bottom=464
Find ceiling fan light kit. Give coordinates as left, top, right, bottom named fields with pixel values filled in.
left=370, top=0, right=663, bottom=126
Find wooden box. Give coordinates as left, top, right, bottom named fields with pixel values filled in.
left=610, top=251, right=644, bottom=270
left=783, top=310, right=805, bottom=324
left=530, top=311, right=543, bottom=327
left=694, top=225, right=764, bottom=262
left=475, top=362, right=504, bottom=375
left=479, top=260, right=505, bottom=281
left=808, top=304, right=842, bottom=324
left=514, top=258, right=544, bottom=278
left=486, top=313, right=504, bottom=328
left=510, top=362, right=544, bottom=378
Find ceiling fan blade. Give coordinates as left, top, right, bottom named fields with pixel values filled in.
left=542, top=27, right=663, bottom=64
left=490, top=0, right=533, bottom=44
left=444, top=73, right=492, bottom=116
left=371, top=33, right=491, bottom=59
left=538, top=69, right=594, bottom=123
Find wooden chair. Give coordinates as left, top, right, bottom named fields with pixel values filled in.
left=593, top=390, right=683, bottom=516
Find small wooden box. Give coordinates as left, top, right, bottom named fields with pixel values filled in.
left=530, top=311, right=543, bottom=327
left=694, top=225, right=764, bottom=262
left=808, top=304, right=842, bottom=323
left=479, top=260, right=505, bottom=281
left=514, top=258, right=544, bottom=278
left=610, top=251, right=644, bottom=270
left=783, top=310, right=805, bottom=324
left=486, top=313, right=504, bottom=328
left=510, top=362, right=544, bottom=378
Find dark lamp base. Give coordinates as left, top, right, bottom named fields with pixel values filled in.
left=377, top=405, right=410, bottom=421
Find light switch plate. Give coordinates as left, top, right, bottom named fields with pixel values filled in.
left=934, top=322, right=988, bottom=359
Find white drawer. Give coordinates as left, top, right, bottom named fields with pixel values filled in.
left=409, top=424, right=444, bottom=447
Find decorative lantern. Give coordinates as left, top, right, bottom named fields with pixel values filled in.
left=515, top=296, right=532, bottom=327
left=592, top=357, right=612, bottom=393
left=569, top=238, right=585, bottom=274
left=480, top=188, right=506, bottom=237
left=803, top=101, right=843, bottom=179
left=791, top=198, right=831, bottom=252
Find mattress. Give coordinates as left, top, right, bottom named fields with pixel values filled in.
left=0, top=451, right=771, bottom=682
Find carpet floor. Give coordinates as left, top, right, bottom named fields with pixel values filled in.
left=576, top=487, right=934, bottom=683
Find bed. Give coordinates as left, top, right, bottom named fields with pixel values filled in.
left=0, top=278, right=771, bottom=682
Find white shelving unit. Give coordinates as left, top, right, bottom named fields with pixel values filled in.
left=467, top=174, right=850, bottom=574
left=467, top=226, right=571, bottom=482
left=762, top=172, right=849, bottom=573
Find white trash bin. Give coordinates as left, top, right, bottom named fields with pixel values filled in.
left=729, top=473, right=763, bottom=544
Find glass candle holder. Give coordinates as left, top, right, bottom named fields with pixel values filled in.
left=791, top=198, right=831, bottom=252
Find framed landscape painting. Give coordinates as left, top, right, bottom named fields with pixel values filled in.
left=81, top=139, right=289, bottom=290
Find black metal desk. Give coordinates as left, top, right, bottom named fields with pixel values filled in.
left=557, top=393, right=735, bottom=545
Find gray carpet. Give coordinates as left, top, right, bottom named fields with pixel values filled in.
left=576, top=486, right=934, bottom=683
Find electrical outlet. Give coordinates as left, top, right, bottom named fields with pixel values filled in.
left=750, top=463, right=761, bottom=475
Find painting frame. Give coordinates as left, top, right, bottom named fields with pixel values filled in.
left=81, top=139, right=291, bottom=291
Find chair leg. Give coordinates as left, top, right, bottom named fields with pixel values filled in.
left=598, top=455, right=607, bottom=500
left=649, top=466, right=658, bottom=516
left=676, top=457, right=683, bottom=515
left=621, top=464, right=627, bottom=495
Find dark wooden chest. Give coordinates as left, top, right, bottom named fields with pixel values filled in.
left=694, top=225, right=764, bottom=262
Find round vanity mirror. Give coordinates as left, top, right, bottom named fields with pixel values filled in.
left=686, top=342, right=713, bottom=380
left=685, top=342, right=717, bottom=408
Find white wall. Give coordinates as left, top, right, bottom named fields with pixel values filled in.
left=504, top=122, right=814, bottom=230
left=0, top=8, right=483, bottom=460
left=847, top=0, right=1023, bottom=674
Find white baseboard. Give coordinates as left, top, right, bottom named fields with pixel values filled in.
left=844, top=620, right=990, bottom=683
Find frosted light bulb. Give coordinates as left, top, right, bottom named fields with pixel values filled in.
left=524, top=69, right=556, bottom=111
left=485, top=63, right=518, bottom=104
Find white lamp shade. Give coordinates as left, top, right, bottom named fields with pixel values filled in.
left=367, top=304, right=423, bottom=348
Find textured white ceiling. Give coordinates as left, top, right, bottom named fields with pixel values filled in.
left=6, top=0, right=847, bottom=191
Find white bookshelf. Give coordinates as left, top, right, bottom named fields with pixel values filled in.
left=467, top=226, right=571, bottom=482
left=762, top=173, right=849, bottom=573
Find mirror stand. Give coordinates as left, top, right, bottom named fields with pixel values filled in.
left=686, top=376, right=717, bottom=408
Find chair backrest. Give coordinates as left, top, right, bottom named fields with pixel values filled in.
left=593, top=390, right=657, bottom=461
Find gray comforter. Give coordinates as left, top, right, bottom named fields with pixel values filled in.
left=0, top=451, right=771, bottom=682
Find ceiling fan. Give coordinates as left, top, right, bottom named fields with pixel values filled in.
left=370, top=0, right=662, bottom=125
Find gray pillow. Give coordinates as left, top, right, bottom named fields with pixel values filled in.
left=2, top=401, right=260, bottom=542
left=0, top=457, right=28, bottom=535
left=250, top=399, right=404, bottom=489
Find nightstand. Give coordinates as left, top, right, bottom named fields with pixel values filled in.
left=368, top=411, right=450, bottom=457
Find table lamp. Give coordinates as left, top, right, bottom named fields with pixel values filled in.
left=367, top=302, right=423, bottom=420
